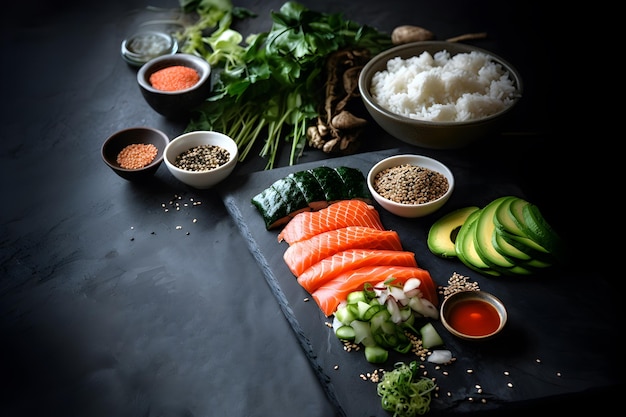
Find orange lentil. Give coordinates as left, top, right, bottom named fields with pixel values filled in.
left=117, top=143, right=158, bottom=169
left=149, top=65, right=199, bottom=91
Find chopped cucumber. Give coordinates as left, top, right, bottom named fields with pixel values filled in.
left=335, top=325, right=356, bottom=341
left=364, top=345, right=389, bottom=363
left=420, top=323, right=444, bottom=349
left=347, top=290, right=367, bottom=304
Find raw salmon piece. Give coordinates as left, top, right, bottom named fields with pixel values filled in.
left=283, top=226, right=403, bottom=277
left=278, top=200, right=384, bottom=245
left=312, top=265, right=438, bottom=317
left=297, top=249, right=417, bottom=293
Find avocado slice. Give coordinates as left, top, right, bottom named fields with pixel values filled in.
left=474, top=197, right=518, bottom=268
left=427, top=206, right=480, bottom=258
left=455, top=209, right=502, bottom=276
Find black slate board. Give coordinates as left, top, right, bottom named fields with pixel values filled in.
left=218, top=149, right=619, bottom=416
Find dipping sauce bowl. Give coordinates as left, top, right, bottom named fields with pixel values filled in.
left=440, top=290, right=507, bottom=340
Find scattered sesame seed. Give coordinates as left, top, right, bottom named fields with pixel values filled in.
left=481, top=398, right=487, bottom=404
left=507, top=382, right=513, bottom=388
left=439, top=272, right=480, bottom=299
left=193, top=218, right=197, bottom=223
left=176, top=225, right=182, bottom=229
left=466, top=369, right=474, bottom=374
left=334, top=365, right=339, bottom=370
left=503, top=371, right=510, bottom=376
left=556, top=372, right=562, bottom=377
left=535, top=358, right=541, bottom=363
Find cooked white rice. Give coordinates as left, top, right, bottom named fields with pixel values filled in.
left=370, top=50, right=519, bottom=122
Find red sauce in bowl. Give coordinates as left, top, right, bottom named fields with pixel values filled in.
left=447, top=298, right=500, bottom=336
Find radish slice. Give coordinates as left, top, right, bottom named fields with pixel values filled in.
left=428, top=349, right=453, bottom=364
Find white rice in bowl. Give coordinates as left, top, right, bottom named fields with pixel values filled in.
left=370, top=50, right=519, bottom=122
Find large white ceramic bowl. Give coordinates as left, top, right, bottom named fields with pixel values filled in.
left=367, top=154, right=454, bottom=218
left=359, top=41, right=522, bottom=149
left=164, top=131, right=238, bottom=189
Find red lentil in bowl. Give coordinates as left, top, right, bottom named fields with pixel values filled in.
left=101, top=127, right=169, bottom=182
left=367, top=154, right=454, bottom=218
left=137, top=53, right=211, bottom=119
left=149, top=65, right=200, bottom=91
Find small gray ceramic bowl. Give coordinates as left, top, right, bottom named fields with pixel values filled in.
left=164, top=130, right=238, bottom=189
left=440, top=290, right=507, bottom=340
left=359, top=41, right=523, bottom=149
left=137, top=53, right=211, bottom=120
left=101, top=127, right=169, bottom=181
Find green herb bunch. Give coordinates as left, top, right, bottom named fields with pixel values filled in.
left=178, top=0, right=392, bottom=169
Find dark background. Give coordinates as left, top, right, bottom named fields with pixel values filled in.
left=0, top=1, right=614, bottom=416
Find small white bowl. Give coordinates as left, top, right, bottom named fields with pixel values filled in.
left=367, top=154, right=454, bottom=218
left=164, top=131, right=238, bottom=189
left=440, top=290, right=508, bottom=340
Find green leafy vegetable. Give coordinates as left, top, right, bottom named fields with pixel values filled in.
left=377, top=361, right=437, bottom=417
left=179, top=0, right=392, bottom=169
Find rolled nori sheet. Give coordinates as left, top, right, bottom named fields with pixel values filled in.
left=252, top=166, right=371, bottom=229
left=251, top=185, right=291, bottom=230
left=287, top=170, right=328, bottom=211
left=271, top=176, right=309, bottom=216
left=307, top=166, right=347, bottom=202
left=334, top=166, right=371, bottom=201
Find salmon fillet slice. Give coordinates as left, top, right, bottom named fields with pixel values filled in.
left=278, top=199, right=384, bottom=245
left=283, top=226, right=403, bottom=277
left=297, top=249, right=417, bottom=293
left=312, top=265, right=438, bottom=317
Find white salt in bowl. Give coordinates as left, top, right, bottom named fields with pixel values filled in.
left=367, top=154, right=454, bottom=218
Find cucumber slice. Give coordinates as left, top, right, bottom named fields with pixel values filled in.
left=335, top=325, right=356, bottom=341
left=364, top=345, right=389, bottom=363
left=347, top=290, right=368, bottom=304
left=420, top=322, right=444, bottom=349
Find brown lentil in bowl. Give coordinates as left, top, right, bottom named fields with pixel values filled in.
left=373, top=164, right=449, bottom=204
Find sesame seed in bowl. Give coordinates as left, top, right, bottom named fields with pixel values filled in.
left=367, top=154, right=454, bottom=218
